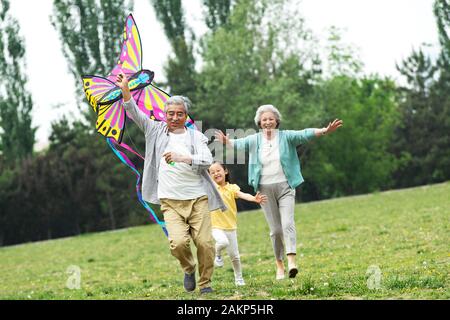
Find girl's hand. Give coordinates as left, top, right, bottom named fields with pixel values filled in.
left=254, top=192, right=268, bottom=204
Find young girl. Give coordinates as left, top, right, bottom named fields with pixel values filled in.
left=209, top=162, right=267, bottom=286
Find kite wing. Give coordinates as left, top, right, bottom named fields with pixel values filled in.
left=132, top=84, right=196, bottom=128
left=82, top=76, right=126, bottom=143
left=108, top=14, right=142, bottom=81
left=96, top=100, right=126, bottom=143
left=105, top=14, right=195, bottom=128
left=132, top=84, right=169, bottom=122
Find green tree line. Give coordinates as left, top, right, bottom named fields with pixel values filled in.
left=0, top=0, right=448, bottom=246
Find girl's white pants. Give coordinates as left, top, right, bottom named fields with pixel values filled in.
left=212, top=228, right=244, bottom=282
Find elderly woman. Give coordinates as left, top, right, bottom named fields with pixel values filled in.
left=216, top=105, right=342, bottom=280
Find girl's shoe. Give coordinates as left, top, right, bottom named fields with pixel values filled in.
left=214, top=255, right=224, bottom=268
left=235, top=279, right=246, bottom=286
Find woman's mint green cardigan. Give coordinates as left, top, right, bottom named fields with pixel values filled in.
left=232, top=129, right=316, bottom=192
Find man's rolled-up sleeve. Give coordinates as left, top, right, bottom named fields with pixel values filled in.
left=123, top=98, right=155, bottom=134
left=191, top=133, right=213, bottom=173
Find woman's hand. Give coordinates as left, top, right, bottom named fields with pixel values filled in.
left=254, top=192, right=268, bottom=204
left=215, top=130, right=231, bottom=146
left=324, top=119, right=343, bottom=134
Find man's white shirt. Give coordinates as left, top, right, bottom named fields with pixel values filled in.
left=158, top=130, right=206, bottom=200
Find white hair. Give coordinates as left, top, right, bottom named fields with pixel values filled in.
left=254, top=104, right=282, bottom=127
left=165, top=95, right=191, bottom=114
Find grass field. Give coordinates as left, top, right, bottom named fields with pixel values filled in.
left=0, top=182, right=449, bottom=300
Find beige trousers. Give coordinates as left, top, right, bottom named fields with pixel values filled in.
left=160, top=196, right=215, bottom=289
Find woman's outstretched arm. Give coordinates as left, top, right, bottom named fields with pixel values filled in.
left=314, top=119, right=344, bottom=137
left=215, top=130, right=232, bottom=146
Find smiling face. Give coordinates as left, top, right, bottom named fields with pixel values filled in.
left=166, top=104, right=188, bottom=132
left=260, top=111, right=278, bottom=131
left=209, top=163, right=228, bottom=186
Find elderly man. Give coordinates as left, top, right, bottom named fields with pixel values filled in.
left=116, top=73, right=226, bottom=294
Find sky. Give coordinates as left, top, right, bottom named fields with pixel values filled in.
left=8, top=0, right=439, bottom=151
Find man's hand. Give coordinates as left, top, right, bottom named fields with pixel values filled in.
left=116, top=72, right=128, bottom=89
left=116, top=72, right=131, bottom=102
left=163, top=152, right=192, bottom=165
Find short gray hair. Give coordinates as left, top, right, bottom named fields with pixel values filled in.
left=165, top=95, right=192, bottom=114
left=254, top=104, right=282, bottom=127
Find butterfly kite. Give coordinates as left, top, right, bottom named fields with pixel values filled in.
left=81, top=14, right=195, bottom=237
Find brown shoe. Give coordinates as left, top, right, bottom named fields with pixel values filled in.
left=200, top=287, right=214, bottom=294
left=184, top=272, right=196, bottom=292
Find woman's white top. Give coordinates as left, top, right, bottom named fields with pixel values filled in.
left=259, top=133, right=288, bottom=185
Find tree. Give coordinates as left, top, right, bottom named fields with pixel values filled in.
left=0, top=0, right=36, bottom=163
left=393, top=50, right=438, bottom=187
left=51, top=0, right=133, bottom=111
left=151, top=0, right=238, bottom=98
left=51, top=0, right=146, bottom=234
left=303, top=76, right=400, bottom=200
left=429, top=0, right=450, bottom=182
left=151, top=0, right=197, bottom=97
left=433, top=0, right=450, bottom=100
left=203, top=0, right=235, bottom=31
left=434, top=0, right=450, bottom=81
left=196, top=0, right=321, bottom=130
left=392, top=0, right=450, bottom=187
left=0, top=157, right=18, bottom=245
left=326, top=26, right=363, bottom=78
left=192, top=0, right=322, bottom=207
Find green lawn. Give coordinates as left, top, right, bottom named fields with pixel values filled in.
left=1, top=182, right=449, bottom=300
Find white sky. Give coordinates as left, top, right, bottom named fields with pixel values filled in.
left=8, top=0, right=439, bottom=150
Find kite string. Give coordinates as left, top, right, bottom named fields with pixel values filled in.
left=124, top=129, right=145, bottom=161
left=106, top=138, right=168, bottom=237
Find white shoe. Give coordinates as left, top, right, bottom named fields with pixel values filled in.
left=214, top=255, right=224, bottom=268
left=235, top=279, right=246, bottom=286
